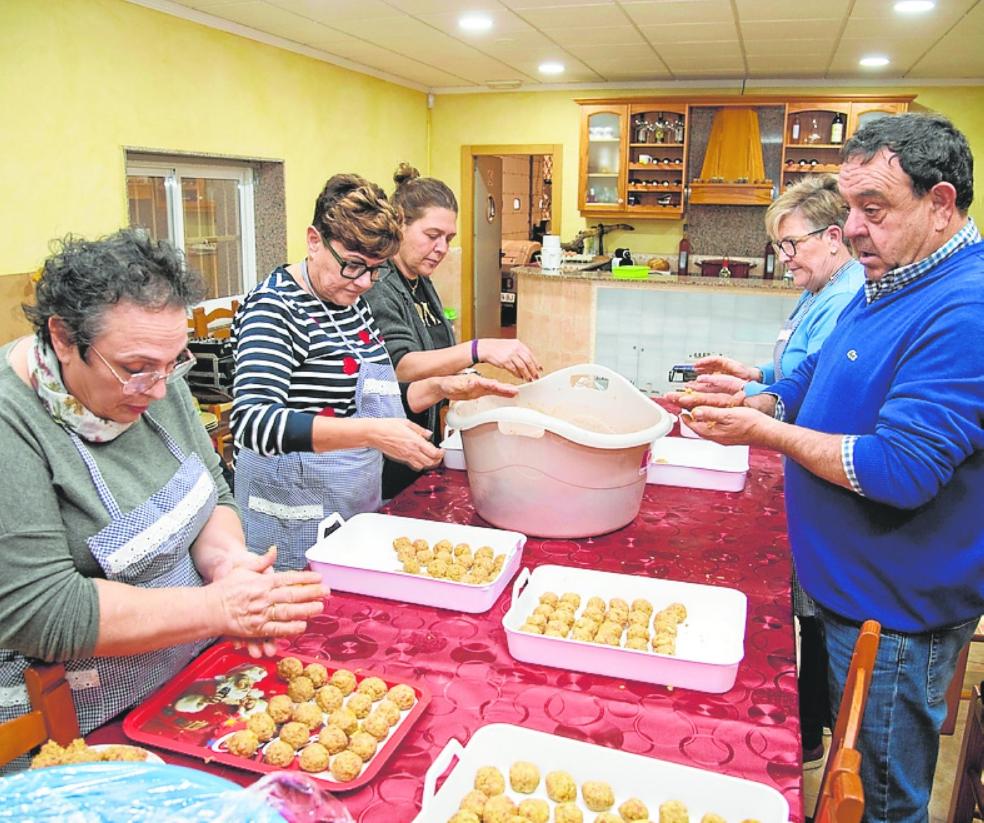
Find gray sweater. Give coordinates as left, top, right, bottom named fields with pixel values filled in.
left=0, top=340, right=235, bottom=661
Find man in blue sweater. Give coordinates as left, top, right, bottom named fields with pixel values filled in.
left=672, top=113, right=983, bottom=823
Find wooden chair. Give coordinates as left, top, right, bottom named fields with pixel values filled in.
left=813, top=619, right=881, bottom=823
left=942, top=618, right=984, bottom=736
left=188, top=300, right=240, bottom=340
left=0, top=663, right=80, bottom=768
left=947, top=682, right=984, bottom=823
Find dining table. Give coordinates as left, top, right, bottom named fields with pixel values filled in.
left=90, top=435, right=805, bottom=822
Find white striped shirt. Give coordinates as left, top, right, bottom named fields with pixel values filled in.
left=230, top=267, right=391, bottom=456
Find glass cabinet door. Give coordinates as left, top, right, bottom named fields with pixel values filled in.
left=580, top=105, right=627, bottom=211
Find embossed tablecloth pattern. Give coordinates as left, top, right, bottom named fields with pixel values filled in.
left=92, top=446, right=803, bottom=822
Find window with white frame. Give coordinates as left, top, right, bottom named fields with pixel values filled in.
left=126, top=162, right=256, bottom=302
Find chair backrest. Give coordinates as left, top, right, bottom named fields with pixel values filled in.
left=188, top=300, right=240, bottom=340
left=0, top=663, right=80, bottom=768
left=814, top=618, right=881, bottom=823
left=947, top=681, right=984, bottom=823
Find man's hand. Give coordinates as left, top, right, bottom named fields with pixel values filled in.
left=680, top=405, right=777, bottom=447
left=690, top=373, right=746, bottom=394
left=694, top=355, right=760, bottom=382
left=665, top=388, right=743, bottom=410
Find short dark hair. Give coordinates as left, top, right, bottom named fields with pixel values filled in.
left=842, top=112, right=974, bottom=212
left=311, top=174, right=402, bottom=259
left=391, top=162, right=458, bottom=225
left=24, top=228, right=205, bottom=355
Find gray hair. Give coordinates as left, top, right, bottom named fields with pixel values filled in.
left=765, top=174, right=849, bottom=243
left=24, top=227, right=205, bottom=355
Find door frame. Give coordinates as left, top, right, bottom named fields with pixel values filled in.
left=459, top=144, right=563, bottom=339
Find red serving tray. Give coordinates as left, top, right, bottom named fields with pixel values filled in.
left=122, top=641, right=430, bottom=791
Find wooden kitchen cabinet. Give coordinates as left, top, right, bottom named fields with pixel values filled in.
left=780, top=97, right=912, bottom=190
left=578, top=104, right=629, bottom=213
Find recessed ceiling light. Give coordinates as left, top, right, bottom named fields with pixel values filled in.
left=894, top=0, right=935, bottom=13
left=538, top=61, right=565, bottom=75
left=859, top=55, right=890, bottom=68
left=459, top=14, right=492, bottom=32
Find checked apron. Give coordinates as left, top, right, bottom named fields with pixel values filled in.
left=236, top=261, right=406, bottom=571
left=0, top=414, right=216, bottom=770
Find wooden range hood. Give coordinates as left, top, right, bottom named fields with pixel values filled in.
left=689, top=108, right=773, bottom=206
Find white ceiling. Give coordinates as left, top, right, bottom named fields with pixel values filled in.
left=134, top=0, right=984, bottom=92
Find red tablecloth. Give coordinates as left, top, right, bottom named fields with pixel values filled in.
left=92, top=448, right=803, bottom=822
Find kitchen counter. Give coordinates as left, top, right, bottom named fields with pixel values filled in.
left=513, top=264, right=800, bottom=290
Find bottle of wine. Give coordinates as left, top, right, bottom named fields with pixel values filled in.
left=764, top=239, right=776, bottom=280
left=791, top=115, right=801, bottom=143
left=830, top=112, right=846, bottom=145
left=677, top=225, right=691, bottom=277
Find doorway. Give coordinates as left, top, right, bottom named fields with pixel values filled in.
left=459, top=144, right=563, bottom=340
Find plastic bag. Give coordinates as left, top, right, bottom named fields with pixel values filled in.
left=184, top=771, right=355, bottom=823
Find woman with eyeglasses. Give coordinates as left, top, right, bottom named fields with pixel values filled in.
left=230, top=174, right=516, bottom=570
left=365, top=163, right=541, bottom=499
left=691, top=174, right=865, bottom=398
left=688, top=174, right=865, bottom=769
left=0, top=228, right=328, bottom=769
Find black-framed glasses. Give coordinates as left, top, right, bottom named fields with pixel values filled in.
left=90, top=346, right=197, bottom=396
left=771, top=226, right=828, bottom=257
left=323, top=239, right=385, bottom=283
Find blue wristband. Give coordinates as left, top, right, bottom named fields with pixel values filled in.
left=471, top=338, right=480, bottom=365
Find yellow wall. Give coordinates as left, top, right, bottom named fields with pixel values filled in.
left=429, top=85, right=984, bottom=254
left=0, top=0, right=427, bottom=280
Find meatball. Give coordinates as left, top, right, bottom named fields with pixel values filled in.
left=631, top=598, right=654, bottom=614
left=245, top=712, right=276, bottom=742
left=303, top=663, right=328, bottom=688
left=619, top=798, right=650, bottom=821
left=347, top=730, right=378, bottom=761
left=315, top=684, right=345, bottom=713
left=298, top=742, right=330, bottom=773
left=554, top=803, right=583, bottom=823
left=276, top=656, right=303, bottom=681
left=481, top=794, right=516, bottom=823
left=329, top=749, right=364, bottom=782
left=474, top=765, right=506, bottom=796
left=376, top=698, right=402, bottom=726
left=700, top=815, right=727, bottom=823
left=664, top=602, right=687, bottom=623
left=474, top=545, right=493, bottom=561
left=538, top=592, right=559, bottom=606
left=279, top=720, right=311, bottom=750
left=226, top=729, right=259, bottom=758
left=267, top=694, right=294, bottom=724
left=317, top=724, right=348, bottom=754
left=328, top=707, right=359, bottom=736
left=593, top=815, right=622, bottom=823
left=517, top=798, right=549, bottom=823
left=357, top=676, right=388, bottom=701
left=447, top=813, right=480, bottom=823
left=292, top=701, right=323, bottom=729
left=559, top=592, right=581, bottom=609
left=545, top=770, right=577, bottom=803
left=287, top=675, right=314, bottom=703
left=263, top=739, right=294, bottom=767
left=330, top=669, right=358, bottom=695
left=508, top=760, right=540, bottom=793
left=581, top=780, right=615, bottom=812
left=362, top=711, right=391, bottom=740
left=659, top=799, right=689, bottom=823
left=458, top=789, right=488, bottom=815
left=625, top=637, right=649, bottom=651
left=520, top=622, right=545, bottom=635
left=403, top=557, right=422, bottom=574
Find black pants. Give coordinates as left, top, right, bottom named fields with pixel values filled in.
left=798, top=615, right=832, bottom=749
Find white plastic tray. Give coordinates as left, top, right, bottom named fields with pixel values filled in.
left=305, top=513, right=526, bottom=613
left=441, top=428, right=466, bottom=470
left=648, top=436, right=750, bottom=492
left=413, top=724, right=790, bottom=823
left=502, top=565, right=746, bottom=692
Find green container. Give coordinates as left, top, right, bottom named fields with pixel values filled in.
left=612, top=265, right=650, bottom=280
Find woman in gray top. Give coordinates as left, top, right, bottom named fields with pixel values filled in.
left=0, top=229, right=327, bottom=768
left=366, top=163, right=542, bottom=497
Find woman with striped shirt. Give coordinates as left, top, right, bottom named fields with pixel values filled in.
left=231, top=174, right=515, bottom=570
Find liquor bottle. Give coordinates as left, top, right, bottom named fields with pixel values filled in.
left=677, top=225, right=690, bottom=277
left=807, top=117, right=822, bottom=144
left=719, top=256, right=732, bottom=278
left=791, top=115, right=801, bottom=143
left=830, top=112, right=846, bottom=145
left=763, top=238, right=776, bottom=280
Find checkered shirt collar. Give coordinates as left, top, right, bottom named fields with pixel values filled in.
left=863, top=218, right=981, bottom=304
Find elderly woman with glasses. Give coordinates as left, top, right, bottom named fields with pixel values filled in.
left=231, top=174, right=515, bottom=570
left=687, top=174, right=865, bottom=767
left=0, top=228, right=329, bottom=769
left=691, top=174, right=865, bottom=398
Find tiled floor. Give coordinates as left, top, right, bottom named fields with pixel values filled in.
left=801, top=640, right=984, bottom=822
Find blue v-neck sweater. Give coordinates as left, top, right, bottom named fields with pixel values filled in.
left=771, top=242, right=984, bottom=632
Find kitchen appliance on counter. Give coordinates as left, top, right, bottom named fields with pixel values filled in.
left=500, top=239, right=540, bottom=325
left=697, top=258, right=754, bottom=278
